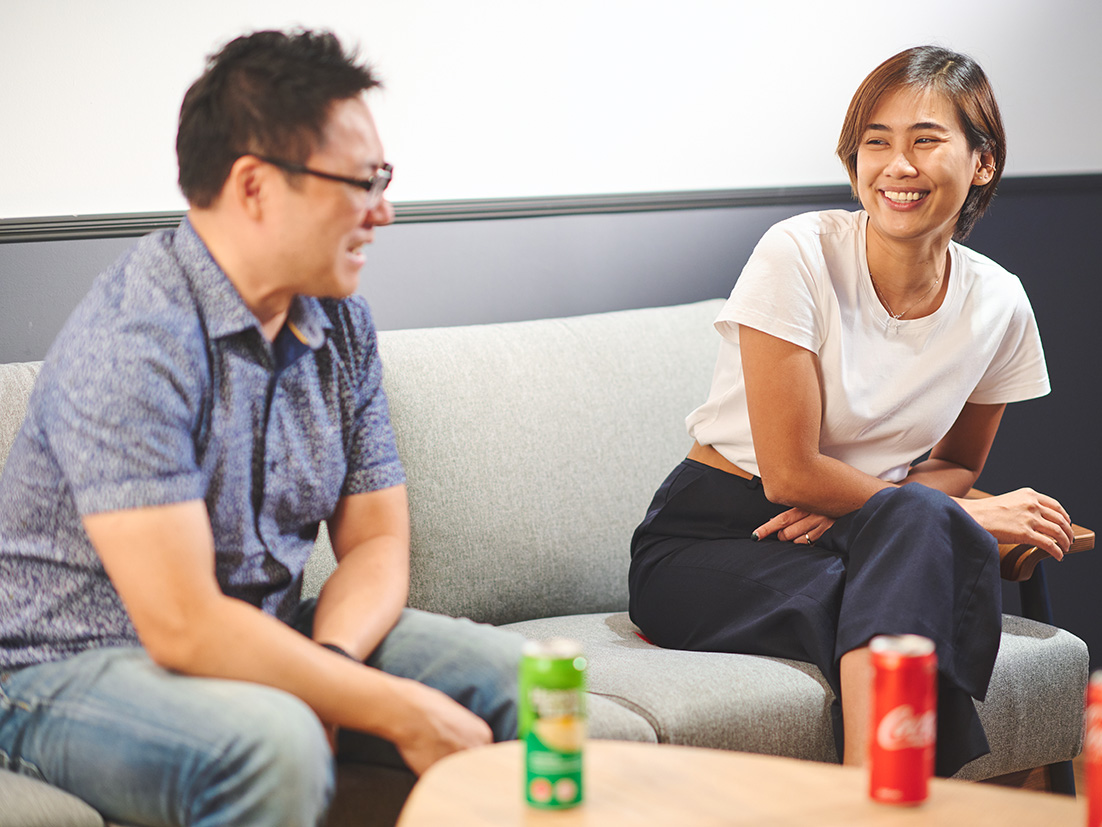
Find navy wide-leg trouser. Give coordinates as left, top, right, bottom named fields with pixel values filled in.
left=628, top=459, right=1002, bottom=777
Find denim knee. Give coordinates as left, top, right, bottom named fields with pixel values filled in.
left=471, top=627, right=524, bottom=741
left=191, top=687, right=334, bottom=827
left=369, top=610, right=524, bottom=743
left=433, top=619, right=523, bottom=742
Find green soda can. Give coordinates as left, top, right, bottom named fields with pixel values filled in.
left=518, top=638, right=587, bottom=809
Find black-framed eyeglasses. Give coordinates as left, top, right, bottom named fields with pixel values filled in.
left=249, top=154, right=393, bottom=204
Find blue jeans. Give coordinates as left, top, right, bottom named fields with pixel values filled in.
left=0, top=608, right=524, bottom=826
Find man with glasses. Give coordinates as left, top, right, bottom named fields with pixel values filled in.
left=0, top=29, right=521, bottom=826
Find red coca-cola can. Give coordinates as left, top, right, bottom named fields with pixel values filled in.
left=868, top=634, right=937, bottom=805
left=1087, top=671, right=1102, bottom=827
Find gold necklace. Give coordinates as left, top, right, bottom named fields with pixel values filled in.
left=869, top=271, right=943, bottom=329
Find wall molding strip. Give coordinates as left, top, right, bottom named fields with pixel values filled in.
left=1, top=174, right=1097, bottom=245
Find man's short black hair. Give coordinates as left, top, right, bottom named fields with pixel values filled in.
left=177, top=29, right=381, bottom=207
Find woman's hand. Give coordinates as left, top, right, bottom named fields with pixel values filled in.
left=753, top=507, right=835, bottom=546
left=956, top=488, right=1074, bottom=561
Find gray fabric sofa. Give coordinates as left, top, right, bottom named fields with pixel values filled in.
left=0, top=299, right=1089, bottom=825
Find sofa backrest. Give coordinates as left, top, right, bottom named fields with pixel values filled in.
left=0, top=361, right=41, bottom=469
left=366, top=299, right=724, bottom=624
left=1, top=299, right=725, bottom=626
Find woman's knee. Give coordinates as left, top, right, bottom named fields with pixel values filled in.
left=881, top=482, right=953, bottom=517
left=869, top=484, right=971, bottom=538
left=892, top=485, right=993, bottom=541
left=848, top=484, right=997, bottom=574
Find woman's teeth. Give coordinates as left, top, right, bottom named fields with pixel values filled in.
left=884, top=191, right=926, bottom=203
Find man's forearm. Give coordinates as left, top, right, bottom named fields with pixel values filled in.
left=311, top=536, right=409, bottom=660
left=152, top=589, right=417, bottom=741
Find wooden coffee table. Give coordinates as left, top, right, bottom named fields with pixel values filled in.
left=397, top=740, right=1084, bottom=826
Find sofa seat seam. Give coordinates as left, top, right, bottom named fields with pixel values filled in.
left=587, top=690, right=667, bottom=743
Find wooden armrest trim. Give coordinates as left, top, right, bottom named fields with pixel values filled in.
left=966, top=489, right=1095, bottom=581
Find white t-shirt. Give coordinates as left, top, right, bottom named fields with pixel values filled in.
left=686, top=210, right=1050, bottom=482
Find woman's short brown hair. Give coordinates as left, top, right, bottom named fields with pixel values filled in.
left=836, top=46, right=1006, bottom=240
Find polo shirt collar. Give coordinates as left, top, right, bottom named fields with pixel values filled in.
left=285, top=295, right=330, bottom=350
left=173, top=217, right=332, bottom=349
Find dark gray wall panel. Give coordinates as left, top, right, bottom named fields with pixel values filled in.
left=0, top=237, right=133, bottom=362
left=0, top=196, right=853, bottom=362
left=965, top=186, right=1102, bottom=660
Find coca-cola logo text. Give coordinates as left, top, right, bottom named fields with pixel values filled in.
left=876, top=704, right=935, bottom=751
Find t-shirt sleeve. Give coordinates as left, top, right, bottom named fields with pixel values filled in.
left=713, top=220, right=825, bottom=353
left=338, top=298, right=406, bottom=495
left=968, top=282, right=1050, bottom=405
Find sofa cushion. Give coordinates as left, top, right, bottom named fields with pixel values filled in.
left=0, top=771, right=104, bottom=827
left=503, top=612, right=838, bottom=763
left=955, top=613, right=1088, bottom=780
left=503, top=611, right=1089, bottom=780
left=584, top=692, right=659, bottom=743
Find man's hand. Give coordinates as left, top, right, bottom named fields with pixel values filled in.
left=388, top=680, right=493, bottom=775
left=753, top=507, right=835, bottom=545
left=956, top=487, right=1074, bottom=561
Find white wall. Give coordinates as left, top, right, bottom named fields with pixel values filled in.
left=2, top=0, right=1099, bottom=218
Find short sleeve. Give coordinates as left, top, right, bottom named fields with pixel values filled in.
left=43, top=316, right=207, bottom=515
left=968, top=284, right=1050, bottom=405
left=714, top=219, right=826, bottom=353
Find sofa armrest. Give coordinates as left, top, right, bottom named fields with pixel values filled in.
left=965, top=489, right=1094, bottom=582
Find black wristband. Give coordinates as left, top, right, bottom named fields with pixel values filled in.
left=320, top=642, right=360, bottom=662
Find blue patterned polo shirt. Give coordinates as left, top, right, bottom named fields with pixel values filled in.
left=0, top=219, right=405, bottom=669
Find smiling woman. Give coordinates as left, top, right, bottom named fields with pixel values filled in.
left=628, top=45, right=1072, bottom=781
